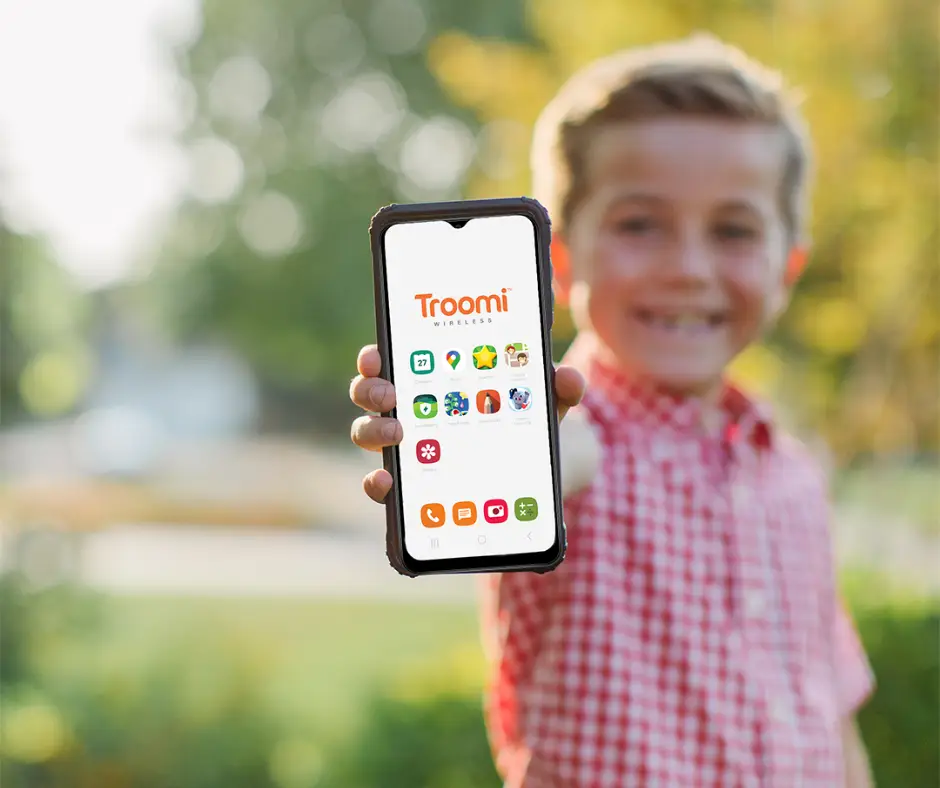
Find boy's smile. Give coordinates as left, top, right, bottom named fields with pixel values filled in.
left=562, top=118, right=794, bottom=399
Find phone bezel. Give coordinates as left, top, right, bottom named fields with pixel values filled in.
left=370, top=198, right=566, bottom=576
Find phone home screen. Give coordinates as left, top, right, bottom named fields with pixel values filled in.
left=382, top=214, right=558, bottom=562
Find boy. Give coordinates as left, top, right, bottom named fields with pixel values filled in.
left=350, top=35, right=875, bottom=786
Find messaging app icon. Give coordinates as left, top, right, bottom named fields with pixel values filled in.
left=413, top=394, right=438, bottom=419
left=410, top=350, right=434, bottom=375
left=514, top=497, right=538, bottom=521
left=453, top=501, right=477, bottom=526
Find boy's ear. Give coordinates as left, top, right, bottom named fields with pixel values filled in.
left=551, top=235, right=572, bottom=305
left=784, top=245, right=808, bottom=286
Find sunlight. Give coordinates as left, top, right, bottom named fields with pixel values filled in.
left=0, top=0, right=199, bottom=289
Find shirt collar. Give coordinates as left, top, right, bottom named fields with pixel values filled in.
left=564, top=334, right=775, bottom=449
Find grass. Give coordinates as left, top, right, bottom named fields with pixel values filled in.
left=835, top=464, right=940, bottom=536
left=39, top=595, right=482, bottom=741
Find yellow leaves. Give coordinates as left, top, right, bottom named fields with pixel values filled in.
left=728, top=344, right=784, bottom=397
left=1, top=700, right=71, bottom=763
left=387, top=644, right=485, bottom=703
left=792, top=296, right=868, bottom=355
left=19, top=344, right=93, bottom=418
left=428, top=33, right=556, bottom=123
left=527, top=0, right=681, bottom=73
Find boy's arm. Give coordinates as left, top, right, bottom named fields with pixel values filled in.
left=842, top=715, right=874, bottom=788
left=832, top=596, right=876, bottom=786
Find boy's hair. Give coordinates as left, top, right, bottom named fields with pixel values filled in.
left=531, top=34, right=812, bottom=245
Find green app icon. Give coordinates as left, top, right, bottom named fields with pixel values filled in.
left=413, top=394, right=438, bottom=419
left=514, top=497, right=538, bottom=521
left=410, top=350, right=434, bottom=375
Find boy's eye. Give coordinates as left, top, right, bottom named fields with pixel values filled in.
left=613, top=216, right=658, bottom=234
left=714, top=223, right=758, bottom=240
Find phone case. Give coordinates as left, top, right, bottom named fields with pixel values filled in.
left=369, top=197, right=567, bottom=577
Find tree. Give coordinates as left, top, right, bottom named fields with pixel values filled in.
left=425, top=0, right=939, bottom=461
left=148, top=0, right=530, bottom=429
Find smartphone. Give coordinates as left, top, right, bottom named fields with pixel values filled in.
left=369, top=197, right=566, bottom=576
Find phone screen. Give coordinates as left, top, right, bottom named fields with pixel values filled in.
left=381, top=214, right=559, bottom=564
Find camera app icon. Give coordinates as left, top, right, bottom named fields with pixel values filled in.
left=483, top=498, right=509, bottom=524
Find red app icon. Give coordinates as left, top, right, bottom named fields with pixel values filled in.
left=483, top=498, right=508, bottom=523
left=416, top=438, right=441, bottom=464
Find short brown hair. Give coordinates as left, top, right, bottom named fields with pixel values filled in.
left=531, top=34, right=812, bottom=244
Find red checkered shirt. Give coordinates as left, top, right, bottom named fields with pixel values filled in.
left=480, top=338, right=874, bottom=787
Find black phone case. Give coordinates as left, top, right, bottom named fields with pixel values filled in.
left=369, top=196, right=567, bottom=577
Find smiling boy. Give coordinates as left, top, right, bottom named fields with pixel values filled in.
left=350, top=34, right=874, bottom=786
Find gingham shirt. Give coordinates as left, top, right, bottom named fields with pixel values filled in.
left=480, top=338, right=874, bottom=787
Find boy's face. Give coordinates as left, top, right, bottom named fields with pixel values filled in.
left=562, top=119, right=794, bottom=398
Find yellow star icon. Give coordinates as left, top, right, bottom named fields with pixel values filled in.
left=473, top=345, right=497, bottom=369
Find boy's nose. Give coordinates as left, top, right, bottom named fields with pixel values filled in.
left=666, top=240, right=714, bottom=282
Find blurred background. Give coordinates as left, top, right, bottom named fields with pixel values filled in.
left=0, top=0, right=937, bottom=785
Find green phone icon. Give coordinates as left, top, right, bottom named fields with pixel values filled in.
left=413, top=394, right=438, bottom=419
left=514, top=497, right=538, bottom=521
left=410, top=350, right=434, bottom=375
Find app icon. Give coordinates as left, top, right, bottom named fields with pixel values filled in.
left=445, top=350, right=462, bottom=370
left=514, top=497, right=538, bottom=521
left=476, top=389, right=501, bottom=414
left=416, top=438, right=440, bottom=464
left=484, top=499, right=509, bottom=523
left=505, top=342, right=530, bottom=368
left=444, top=391, right=469, bottom=417
left=472, top=344, right=498, bottom=370
left=413, top=394, right=438, bottom=419
left=453, top=501, right=477, bottom=526
left=410, top=350, right=434, bottom=375
left=508, top=386, right=533, bottom=412
left=421, top=502, right=445, bottom=527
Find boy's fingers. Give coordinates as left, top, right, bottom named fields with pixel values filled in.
left=555, top=365, right=586, bottom=422
left=357, top=345, right=383, bottom=378
left=349, top=375, right=397, bottom=413
left=363, top=469, right=393, bottom=503
left=351, top=415, right=403, bottom=452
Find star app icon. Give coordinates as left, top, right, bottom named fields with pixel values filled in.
left=472, top=344, right=498, bottom=370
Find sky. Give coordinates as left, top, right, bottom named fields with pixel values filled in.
left=0, top=0, right=200, bottom=288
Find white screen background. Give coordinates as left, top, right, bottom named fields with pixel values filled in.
left=383, top=214, right=558, bottom=561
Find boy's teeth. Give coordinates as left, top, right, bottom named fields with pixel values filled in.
left=639, top=311, right=720, bottom=333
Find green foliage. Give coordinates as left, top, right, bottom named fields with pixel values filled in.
left=321, top=693, right=500, bottom=788
left=1, top=568, right=935, bottom=787
left=146, top=0, right=530, bottom=427
left=856, top=608, right=940, bottom=788
left=0, top=573, right=283, bottom=788
left=0, top=228, right=90, bottom=425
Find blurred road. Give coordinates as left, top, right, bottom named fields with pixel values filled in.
left=0, top=512, right=928, bottom=602
left=73, top=524, right=480, bottom=603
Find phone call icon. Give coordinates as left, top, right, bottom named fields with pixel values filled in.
left=421, top=503, right=445, bottom=528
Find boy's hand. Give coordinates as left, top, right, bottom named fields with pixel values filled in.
left=350, top=344, right=586, bottom=503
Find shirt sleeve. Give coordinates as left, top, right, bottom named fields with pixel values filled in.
left=833, top=595, right=876, bottom=715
